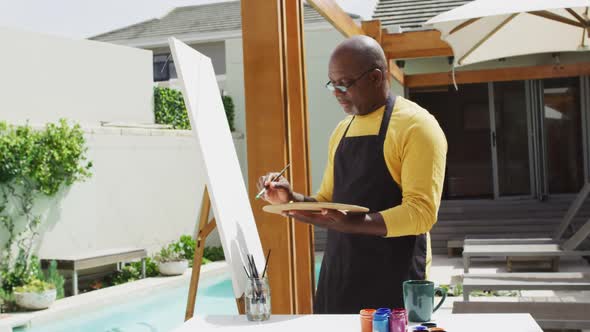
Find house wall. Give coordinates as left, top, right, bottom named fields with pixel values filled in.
left=151, top=41, right=226, bottom=76
left=0, top=26, right=154, bottom=126
left=225, top=38, right=249, bottom=182
left=0, top=28, right=233, bottom=259
left=31, top=127, right=230, bottom=257
left=304, top=28, right=347, bottom=192
left=155, top=76, right=227, bottom=95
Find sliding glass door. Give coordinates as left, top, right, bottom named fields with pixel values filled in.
left=409, top=76, right=589, bottom=200
left=410, top=83, right=492, bottom=199
left=490, top=81, right=531, bottom=197
left=542, top=77, right=584, bottom=194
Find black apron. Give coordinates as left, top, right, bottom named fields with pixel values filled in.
left=314, top=96, right=427, bottom=314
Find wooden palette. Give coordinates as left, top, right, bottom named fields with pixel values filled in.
left=263, top=202, right=369, bottom=215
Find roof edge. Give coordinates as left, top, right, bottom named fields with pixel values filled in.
left=89, top=18, right=160, bottom=40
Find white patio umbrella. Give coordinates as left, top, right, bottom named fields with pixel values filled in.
left=424, top=0, right=590, bottom=67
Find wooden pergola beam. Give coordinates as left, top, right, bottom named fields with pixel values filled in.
left=363, top=20, right=404, bottom=86
left=405, top=62, right=590, bottom=88
left=361, top=20, right=382, bottom=44
left=388, top=59, right=404, bottom=86
left=306, top=0, right=364, bottom=37
left=381, top=30, right=453, bottom=59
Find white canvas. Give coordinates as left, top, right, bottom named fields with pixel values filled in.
left=169, top=37, right=265, bottom=298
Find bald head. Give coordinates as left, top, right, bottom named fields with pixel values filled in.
left=331, top=35, right=388, bottom=73
left=328, top=36, right=390, bottom=116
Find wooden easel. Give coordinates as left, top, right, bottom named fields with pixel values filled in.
left=184, top=187, right=246, bottom=321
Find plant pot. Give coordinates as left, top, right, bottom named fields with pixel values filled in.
left=14, top=289, right=57, bottom=310
left=158, top=260, right=188, bottom=276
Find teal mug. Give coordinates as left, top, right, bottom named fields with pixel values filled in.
left=402, top=280, right=446, bottom=322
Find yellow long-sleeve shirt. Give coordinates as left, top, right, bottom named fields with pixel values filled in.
left=314, top=96, right=447, bottom=238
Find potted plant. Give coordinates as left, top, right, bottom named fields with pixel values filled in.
left=13, top=279, right=57, bottom=310
left=154, top=243, right=188, bottom=276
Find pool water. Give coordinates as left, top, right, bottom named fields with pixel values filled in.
left=17, top=261, right=322, bottom=332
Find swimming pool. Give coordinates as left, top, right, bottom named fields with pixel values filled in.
left=17, top=261, right=322, bottom=332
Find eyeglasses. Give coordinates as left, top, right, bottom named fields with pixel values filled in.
left=325, top=68, right=377, bottom=93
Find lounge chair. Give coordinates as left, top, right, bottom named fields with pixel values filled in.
left=462, top=272, right=590, bottom=301
left=462, top=218, right=590, bottom=272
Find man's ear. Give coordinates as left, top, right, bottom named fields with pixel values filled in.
left=371, top=69, right=385, bottom=86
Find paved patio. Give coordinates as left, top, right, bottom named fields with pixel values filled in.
left=429, top=254, right=590, bottom=318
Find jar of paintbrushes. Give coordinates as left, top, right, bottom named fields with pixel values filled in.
left=244, top=251, right=271, bottom=321
left=245, top=275, right=270, bottom=321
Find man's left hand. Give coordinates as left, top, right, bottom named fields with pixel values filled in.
left=284, top=209, right=387, bottom=236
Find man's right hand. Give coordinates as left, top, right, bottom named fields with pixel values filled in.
left=257, top=172, right=293, bottom=204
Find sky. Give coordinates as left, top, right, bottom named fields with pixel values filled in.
left=0, top=0, right=377, bottom=39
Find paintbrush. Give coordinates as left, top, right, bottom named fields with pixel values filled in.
left=243, top=265, right=251, bottom=279
left=255, top=163, right=291, bottom=200
left=261, top=250, right=271, bottom=278
left=247, top=254, right=262, bottom=302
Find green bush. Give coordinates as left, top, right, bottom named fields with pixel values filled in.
left=153, top=236, right=225, bottom=267
left=112, top=265, right=141, bottom=285
left=1, top=257, right=64, bottom=303
left=13, top=279, right=55, bottom=293
left=203, top=246, right=225, bottom=262
left=0, top=120, right=92, bottom=195
left=154, top=87, right=190, bottom=129
left=107, top=258, right=158, bottom=286
left=179, top=234, right=195, bottom=262
left=136, top=257, right=159, bottom=278
left=154, top=241, right=188, bottom=263
left=0, top=288, right=15, bottom=313
left=45, top=260, right=65, bottom=299
left=153, top=87, right=236, bottom=131
left=1, top=269, right=29, bottom=294
left=171, top=235, right=224, bottom=262
left=103, top=237, right=226, bottom=288
left=0, top=120, right=91, bottom=298
left=222, top=95, right=236, bottom=132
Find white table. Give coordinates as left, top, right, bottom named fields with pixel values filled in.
left=174, top=313, right=542, bottom=331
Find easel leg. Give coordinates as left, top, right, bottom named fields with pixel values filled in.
left=236, top=295, right=246, bottom=315
left=185, top=187, right=214, bottom=321
left=184, top=187, right=247, bottom=320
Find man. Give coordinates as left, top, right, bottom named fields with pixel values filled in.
left=258, top=35, right=447, bottom=314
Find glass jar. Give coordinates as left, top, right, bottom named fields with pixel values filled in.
left=390, top=308, right=407, bottom=332
left=245, top=276, right=271, bottom=321
left=373, top=308, right=391, bottom=332
left=359, top=308, right=376, bottom=332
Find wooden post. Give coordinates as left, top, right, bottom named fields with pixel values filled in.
left=284, top=0, right=315, bottom=314
left=242, top=0, right=296, bottom=314
left=242, top=0, right=315, bottom=314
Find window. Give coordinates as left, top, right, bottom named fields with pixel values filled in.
left=153, top=54, right=177, bottom=82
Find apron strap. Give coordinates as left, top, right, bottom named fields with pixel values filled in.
left=342, top=115, right=355, bottom=138
left=378, top=95, right=396, bottom=141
